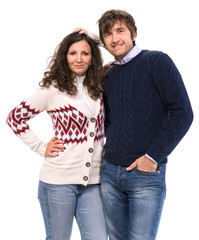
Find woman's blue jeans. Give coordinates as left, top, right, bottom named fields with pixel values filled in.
left=38, top=181, right=107, bottom=240
left=101, top=159, right=166, bottom=240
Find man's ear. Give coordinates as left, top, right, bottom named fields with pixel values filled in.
left=132, top=32, right=137, bottom=41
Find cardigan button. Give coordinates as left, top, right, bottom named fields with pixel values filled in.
left=86, top=162, right=91, bottom=167
left=91, top=118, right=96, bottom=123
left=83, top=176, right=88, bottom=181
left=90, top=132, right=94, bottom=137
left=88, top=148, right=93, bottom=153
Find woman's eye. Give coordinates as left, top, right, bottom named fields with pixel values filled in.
left=69, top=52, right=76, bottom=55
left=83, top=52, right=89, bottom=56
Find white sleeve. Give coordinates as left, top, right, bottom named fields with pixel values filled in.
left=6, top=88, right=50, bottom=156
left=88, top=31, right=103, bottom=46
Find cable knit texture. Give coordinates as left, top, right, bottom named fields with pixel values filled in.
left=7, top=78, right=105, bottom=185
left=104, top=50, right=193, bottom=166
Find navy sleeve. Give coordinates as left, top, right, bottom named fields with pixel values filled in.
left=146, top=53, right=193, bottom=163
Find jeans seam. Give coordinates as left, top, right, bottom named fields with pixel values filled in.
left=121, top=168, right=126, bottom=189
left=38, top=182, right=52, bottom=240
left=76, top=208, right=85, bottom=240
left=159, top=165, right=166, bottom=195
left=151, top=166, right=166, bottom=239
left=151, top=186, right=165, bottom=239
left=45, top=184, right=52, bottom=239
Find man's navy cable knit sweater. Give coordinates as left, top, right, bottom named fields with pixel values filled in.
left=103, top=50, right=193, bottom=166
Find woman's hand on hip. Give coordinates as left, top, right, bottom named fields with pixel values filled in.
left=44, top=137, right=65, bottom=157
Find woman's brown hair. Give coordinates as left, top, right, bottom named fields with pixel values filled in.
left=39, top=32, right=105, bottom=100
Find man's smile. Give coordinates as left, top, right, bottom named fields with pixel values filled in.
left=112, top=43, right=124, bottom=49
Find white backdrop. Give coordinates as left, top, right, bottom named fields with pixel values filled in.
left=1, top=0, right=198, bottom=239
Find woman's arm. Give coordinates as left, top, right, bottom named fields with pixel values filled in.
left=7, top=88, right=50, bottom=156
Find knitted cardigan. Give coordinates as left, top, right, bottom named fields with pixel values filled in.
left=7, top=78, right=105, bottom=185
left=104, top=50, right=193, bottom=167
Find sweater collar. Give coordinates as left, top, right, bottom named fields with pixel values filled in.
left=74, top=75, right=85, bottom=88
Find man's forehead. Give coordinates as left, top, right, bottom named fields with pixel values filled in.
left=103, top=21, right=127, bottom=33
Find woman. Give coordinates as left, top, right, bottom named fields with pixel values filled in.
left=6, top=32, right=107, bottom=240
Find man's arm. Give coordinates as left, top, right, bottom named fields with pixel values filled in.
left=146, top=53, right=193, bottom=163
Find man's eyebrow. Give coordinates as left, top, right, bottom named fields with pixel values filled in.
left=103, top=27, right=126, bottom=34
left=116, top=27, right=126, bottom=31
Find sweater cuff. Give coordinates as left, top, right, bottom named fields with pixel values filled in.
left=37, top=141, right=47, bottom=157
left=18, top=130, right=47, bottom=157
left=88, top=31, right=99, bottom=40
left=145, top=154, right=157, bottom=164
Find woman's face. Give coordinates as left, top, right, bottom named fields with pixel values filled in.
left=67, top=40, right=92, bottom=76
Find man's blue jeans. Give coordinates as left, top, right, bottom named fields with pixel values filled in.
left=38, top=181, right=107, bottom=240
left=101, top=159, right=166, bottom=240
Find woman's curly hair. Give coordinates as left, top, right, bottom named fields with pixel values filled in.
left=39, top=32, right=106, bottom=100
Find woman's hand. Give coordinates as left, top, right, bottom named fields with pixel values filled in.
left=44, top=137, right=65, bottom=157
left=73, top=27, right=88, bottom=35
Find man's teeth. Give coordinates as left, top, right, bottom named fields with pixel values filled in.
left=113, top=44, right=122, bottom=48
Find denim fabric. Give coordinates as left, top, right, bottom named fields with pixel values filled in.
left=101, top=159, right=166, bottom=240
left=38, top=181, right=107, bottom=240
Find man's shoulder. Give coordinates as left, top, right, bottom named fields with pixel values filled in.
left=142, top=49, right=165, bottom=58
left=141, top=50, right=170, bottom=66
left=103, top=61, right=117, bottom=71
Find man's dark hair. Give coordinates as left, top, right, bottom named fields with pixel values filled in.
left=98, top=9, right=137, bottom=46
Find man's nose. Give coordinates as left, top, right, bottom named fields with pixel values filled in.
left=112, top=32, right=119, bottom=43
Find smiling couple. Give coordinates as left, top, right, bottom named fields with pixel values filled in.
left=7, top=9, right=193, bottom=240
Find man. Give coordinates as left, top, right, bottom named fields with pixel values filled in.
left=97, top=9, right=193, bottom=240
left=47, top=10, right=193, bottom=239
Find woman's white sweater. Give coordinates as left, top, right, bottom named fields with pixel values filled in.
left=7, top=76, right=105, bottom=185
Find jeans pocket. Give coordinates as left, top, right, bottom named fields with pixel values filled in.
left=135, top=167, right=160, bottom=175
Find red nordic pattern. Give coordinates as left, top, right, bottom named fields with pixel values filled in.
left=7, top=99, right=105, bottom=144
left=48, top=105, right=88, bottom=144
left=6, top=101, right=41, bottom=135
left=94, top=98, right=105, bottom=142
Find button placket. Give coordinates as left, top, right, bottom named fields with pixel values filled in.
left=83, top=176, right=88, bottom=181
left=85, top=117, right=96, bottom=172
left=90, top=132, right=94, bottom=137
left=88, top=148, right=93, bottom=153
left=83, top=116, right=96, bottom=184
left=86, top=162, right=91, bottom=167
left=88, top=117, right=96, bottom=154
left=91, top=117, right=96, bottom=123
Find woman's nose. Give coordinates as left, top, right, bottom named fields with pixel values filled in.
left=76, top=54, right=82, bottom=62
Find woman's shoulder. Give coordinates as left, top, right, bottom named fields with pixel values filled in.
left=37, top=83, right=60, bottom=95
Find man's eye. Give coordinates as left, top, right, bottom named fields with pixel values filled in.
left=104, top=33, right=111, bottom=37
left=118, top=29, right=125, bottom=33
